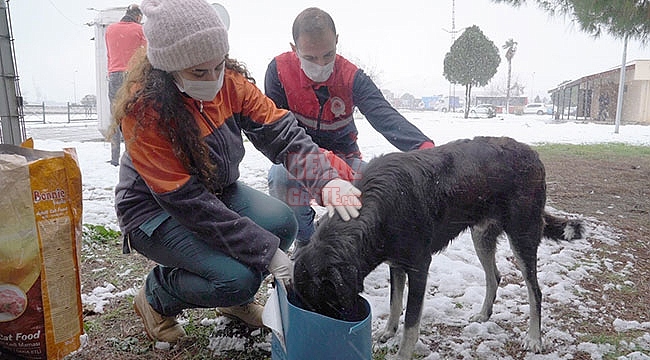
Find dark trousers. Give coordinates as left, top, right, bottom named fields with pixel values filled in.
left=108, top=72, right=125, bottom=165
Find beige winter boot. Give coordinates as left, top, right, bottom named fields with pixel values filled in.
left=133, top=287, right=186, bottom=343
left=217, top=301, right=265, bottom=328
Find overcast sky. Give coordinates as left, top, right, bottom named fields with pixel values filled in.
left=9, top=0, right=649, bottom=104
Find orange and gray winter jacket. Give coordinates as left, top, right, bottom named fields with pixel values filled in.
left=115, top=69, right=339, bottom=271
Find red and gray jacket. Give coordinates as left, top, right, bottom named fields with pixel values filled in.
left=115, top=69, right=339, bottom=272
left=265, top=52, right=434, bottom=160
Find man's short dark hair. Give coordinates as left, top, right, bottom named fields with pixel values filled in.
left=292, top=7, right=336, bottom=43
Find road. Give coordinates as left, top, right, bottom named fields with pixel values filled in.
left=25, top=121, right=105, bottom=143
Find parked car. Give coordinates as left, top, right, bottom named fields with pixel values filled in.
left=523, top=103, right=549, bottom=115
left=469, top=104, right=496, bottom=118
left=434, top=96, right=464, bottom=113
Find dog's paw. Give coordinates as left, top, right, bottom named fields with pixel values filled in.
left=391, top=351, right=410, bottom=360
left=522, top=334, right=543, bottom=353
left=383, top=352, right=400, bottom=360
left=469, top=312, right=490, bottom=323
left=377, top=327, right=397, bottom=343
left=395, top=343, right=428, bottom=360
left=388, top=346, right=421, bottom=360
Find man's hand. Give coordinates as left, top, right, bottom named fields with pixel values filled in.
left=268, top=249, right=293, bottom=287
left=322, top=178, right=362, bottom=220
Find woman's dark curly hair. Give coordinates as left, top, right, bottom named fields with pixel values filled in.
left=111, top=48, right=255, bottom=194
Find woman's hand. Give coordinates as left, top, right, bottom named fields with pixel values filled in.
left=268, top=249, right=293, bottom=287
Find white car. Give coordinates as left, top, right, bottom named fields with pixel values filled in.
left=469, top=104, right=496, bottom=118
left=523, top=103, right=549, bottom=115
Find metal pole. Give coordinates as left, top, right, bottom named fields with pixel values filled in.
left=614, top=35, right=628, bottom=134
left=442, top=0, right=458, bottom=113
left=0, top=0, right=23, bottom=144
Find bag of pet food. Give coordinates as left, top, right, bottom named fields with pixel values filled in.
left=0, top=143, right=84, bottom=359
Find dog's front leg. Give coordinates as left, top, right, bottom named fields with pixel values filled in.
left=395, top=271, right=427, bottom=360
left=379, top=266, right=406, bottom=343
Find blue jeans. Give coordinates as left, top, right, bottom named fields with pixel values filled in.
left=128, top=182, right=297, bottom=316
left=267, top=157, right=365, bottom=244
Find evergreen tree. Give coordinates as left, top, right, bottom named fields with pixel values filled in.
left=492, top=0, right=650, bottom=42
left=443, top=25, right=501, bottom=118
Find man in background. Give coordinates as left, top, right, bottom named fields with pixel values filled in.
left=265, top=7, right=434, bottom=253
left=105, top=4, right=146, bottom=166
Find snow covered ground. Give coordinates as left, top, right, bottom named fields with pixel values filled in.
left=24, top=111, right=650, bottom=359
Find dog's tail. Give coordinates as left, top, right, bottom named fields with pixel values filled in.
left=543, top=212, right=584, bottom=241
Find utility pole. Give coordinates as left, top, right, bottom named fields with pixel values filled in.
left=442, top=0, right=460, bottom=112
left=0, top=0, right=23, bottom=145
left=614, top=35, right=628, bottom=134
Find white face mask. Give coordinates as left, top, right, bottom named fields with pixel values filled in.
left=175, top=69, right=225, bottom=101
left=299, top=57, right=335, bottom=82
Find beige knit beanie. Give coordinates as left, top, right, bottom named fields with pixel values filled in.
left=140, top=0, right=229, bottom=72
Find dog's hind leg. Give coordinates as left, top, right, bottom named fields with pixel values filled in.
left=508, top=230, right=544, bottom=353
left=469, top=221, right=502, bottom=323
left=395, top=270, right=428, bottom=360
left=378, top=266, right=406, bottom=343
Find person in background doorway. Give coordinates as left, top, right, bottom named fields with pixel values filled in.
left=598, top=92, right=610, bottom=121
left=112, top=0, right=361, bottom=343
left=105, top=4, right=146, bottom=166
left=265, top=7, right=434, bottom=253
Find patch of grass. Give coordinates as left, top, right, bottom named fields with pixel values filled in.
left=105, top=336, right=150, bottom=355
left=602, top=271, right=628, bottom=284
left=533, top=143, right=650, bottom=159
left=371, top=344, right=394, bottom=359
left=599, top=272, right=637, bottom=295
left=618, top=284, right=638, bottom=295
left=83, top=224, right=122, bottom=244
left=82, top=318, right=99, bottom=334
left=180, top=311, right=217, bottom=343
left=582, top=332, right=648, bottom=359
left=568, top=258, right=599, bottom=271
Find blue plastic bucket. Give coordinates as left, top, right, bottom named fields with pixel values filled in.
left=270, top=281, right=372, bottom=360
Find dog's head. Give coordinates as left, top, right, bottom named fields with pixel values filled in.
left=292, top=217, right=363, bottom=320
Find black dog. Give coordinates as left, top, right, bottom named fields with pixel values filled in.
left=293, top=136, right=584, bottom=359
